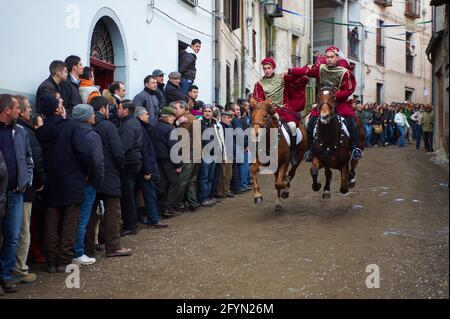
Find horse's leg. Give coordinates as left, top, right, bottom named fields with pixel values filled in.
left=251, top=161, right=263, bottom=204
left=311, top=157, right=322, bottom=192
left=274, top=161, right=289, bottom=210
left=340, top=162, right=350, bottom=194
left=323, top=167, right=332, bottom=199
left=349, top=159, right=358, bottom=188
left=275, top=190, right=283, bottom=212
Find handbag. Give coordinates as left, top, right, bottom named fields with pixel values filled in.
left=373, top=124, right=383, bottom=134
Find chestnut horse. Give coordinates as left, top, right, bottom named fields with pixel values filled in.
left=250, top=99, right=308, bottom=212
left=310, top=87, right=365, bottom=198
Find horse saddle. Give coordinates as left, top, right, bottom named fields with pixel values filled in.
left=281, top=123, right=303, bottom=146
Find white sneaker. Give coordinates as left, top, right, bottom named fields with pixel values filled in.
left=73, top=255, right=96, bottom=265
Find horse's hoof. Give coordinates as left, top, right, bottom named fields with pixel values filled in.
left=322, top=192, right=331, bottom=199
left=254, top=196, right=263, bottom=204
left=312, top=183, right=322, bottom=192
left=349, top=180, right=356, bottom=188
left=275, top=204, right=283, bottom=212
left=340, top=188, right=349, bottom=194
left=281, top=191, right=289, bottom=199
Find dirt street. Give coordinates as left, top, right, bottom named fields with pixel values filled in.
left=4, top=146, right=449, bottom=299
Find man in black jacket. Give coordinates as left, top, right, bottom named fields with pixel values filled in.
left=179, top=39, right=201, bottom=95
left=152, top=69, right=167, bottom=110
left=118, top=100, right=143, bottom=236
left=36, top=95, right=92, bottom=273
left=135, top=107, right=168, bottom=228
left=60, top=55, right=83, bottom=116
left=13, top=96, right=46, bottom=284
left=133, top=75, right=160, bottom=126
left=35, top=60, right=67, bottom=114
left=164, top=72, right=187, bottom=104
left=150, top=107, right=181, bottom=216
left=87, top=96, right=131, bottom=257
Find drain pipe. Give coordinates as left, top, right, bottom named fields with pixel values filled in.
left=214, top=0, right=221, bottom=105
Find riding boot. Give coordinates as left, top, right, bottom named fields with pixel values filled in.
left=290, top=135, right=298, bottom=166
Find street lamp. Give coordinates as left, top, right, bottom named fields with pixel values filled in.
left=263, top=1, right=278, bottom=17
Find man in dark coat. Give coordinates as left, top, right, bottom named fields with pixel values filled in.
left=35, top=60, right=67, bottom=114
left=14, top=95, right=46, bottom=284
left=164, top=72, right=187, bottom=104
left=149, top=107, right=181, bottom=216
left=133, top=75, right=160, bottom=126
left=152, top=69, right=167, bottom=110
left=60, top=55, right=83, bottom=116
left=117, top=100, right=143, bottom=237
left=135, top=107, right=167, bottom=228
left=179, top=39, right=201, bottom=94
left=86, top=96, right=131, bottom=257
left=36, top=95, right=93, bottom=273
left=71, top=104, right=104, bottom=266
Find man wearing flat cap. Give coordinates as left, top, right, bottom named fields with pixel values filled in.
left=164, top=72, right=187, bottom=105
left=152, top=69, right=167, bottom=110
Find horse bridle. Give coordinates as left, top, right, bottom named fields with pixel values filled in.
left=252, top=107, right=274, bottom=130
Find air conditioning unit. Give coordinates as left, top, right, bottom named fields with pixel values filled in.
left=182, top=0, right=198, bottom=7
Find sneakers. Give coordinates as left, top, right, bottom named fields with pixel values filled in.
left=226, top=192, right=235, bottom=198
left=351, top=148, right=364, bottom=160
left=304, top=150, right=312, bottom=162
left=73, top=255, right=96, bottom=266
left=11, top=272, right=37, bottom=284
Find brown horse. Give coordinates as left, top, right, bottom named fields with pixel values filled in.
left=310, top=87, right=364, bottom=198
left=249, top=99, right=308, bottom=212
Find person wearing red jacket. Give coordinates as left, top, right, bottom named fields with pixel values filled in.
left=288, top=46, right=363, bottom=161
left=253, top=58, right=309, bottom=165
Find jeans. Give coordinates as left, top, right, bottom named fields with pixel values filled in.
left=364, top=123, right=373, bottom=146
left=136, top=178, right=160, bottom=225
left=240, top=150, right=249, bottom=189
left=384, top=124, right=393, bottom=144
left=405, top=125, right=413, bottom=143
left=423, top=131, right=434, bottom=151
left=231, top=162, right=241, bottom=193
left=210, top=162, right=222, bottom=198
left=372, top=132, right=385, bottom=146
left=15, top=202, right=32, bottom=275
left=73, top=185, right=96, bottom=259
left=414, top=124, right=423, bottom=150
left=198, top=161, right=216, bottom=202
left=397, top=125, right=405, bottom=147
left=180, top=78, right=193, bottom=95
left=0, top=192, right=24, bottom=281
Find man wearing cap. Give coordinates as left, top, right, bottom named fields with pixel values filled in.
left=165, top=72, right=187, bottom=105
left=71, top=104, right=104, bottom=266
left=150, top=106, right=182, bottom=216
left=253, top=57, right=309, bottom=165
left=152, top=69, right=167, bottom=110
left=36, top=95, right=93, bottom=273
left=289, top=46, right=363, bottom=161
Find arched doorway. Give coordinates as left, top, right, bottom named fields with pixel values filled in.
left=90, top=18, right=115, bottom=92
left=88, top=10, right=128, bottom=93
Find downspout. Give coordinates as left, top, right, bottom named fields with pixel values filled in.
left=241, top=0, right=247, bottom=99
left=214, top=0, right=221, bottom=105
